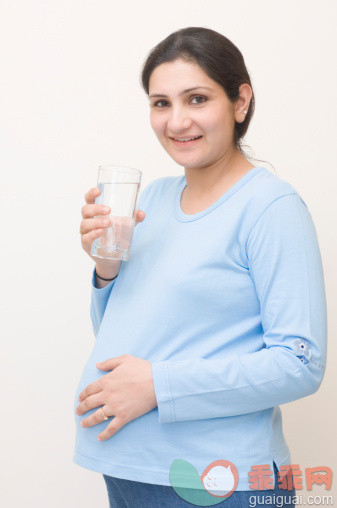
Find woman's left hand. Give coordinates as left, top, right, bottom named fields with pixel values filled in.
left=75, top=354, right=158, bottom=441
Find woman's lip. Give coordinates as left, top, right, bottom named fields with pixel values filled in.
left=170, top=136, right=203, bottom=147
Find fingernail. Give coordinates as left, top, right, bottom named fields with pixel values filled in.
left=103, top=206, right=110, bottom=212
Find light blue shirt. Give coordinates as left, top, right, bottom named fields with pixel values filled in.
left=73, top=166, right=327, bottom=491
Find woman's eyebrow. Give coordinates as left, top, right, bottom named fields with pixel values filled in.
left=149, top=86, right=213, bottom=99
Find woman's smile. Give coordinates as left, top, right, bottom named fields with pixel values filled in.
left=170, top=135, right=203, bottom=148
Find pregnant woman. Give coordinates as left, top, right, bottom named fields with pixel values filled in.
left=73, top=27, right=327, bottom=507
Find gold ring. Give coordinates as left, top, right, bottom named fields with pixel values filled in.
left=100, top=407, right=109, bottom=421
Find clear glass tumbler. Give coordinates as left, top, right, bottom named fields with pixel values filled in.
left=91, top=165, right=142, bottom=261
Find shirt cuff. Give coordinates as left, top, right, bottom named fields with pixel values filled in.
left=92, top=267, right=117, bottom=291
left=151, top=361, right=176, bottom=423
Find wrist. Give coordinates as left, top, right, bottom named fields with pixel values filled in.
left=96, top=272, right=117, bottom=281
left=95, top=260, right=122, bottom=280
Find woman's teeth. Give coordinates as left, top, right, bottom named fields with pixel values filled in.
left=173, top=136, right=202, bottom=142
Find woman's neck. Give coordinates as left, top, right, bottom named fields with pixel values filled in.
left=182, top=151, right=255, bottom=200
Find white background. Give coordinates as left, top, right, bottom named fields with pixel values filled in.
left=1, top=1, right=336, bottom=506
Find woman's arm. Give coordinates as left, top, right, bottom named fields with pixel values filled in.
left=89, top=180, right=154, bottom=337
left=151, top=193, right=327, bottom=423
left=90, top=266, right=118, bottom=337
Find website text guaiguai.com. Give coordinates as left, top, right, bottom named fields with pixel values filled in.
left=248, top=494, right=334, bottom=507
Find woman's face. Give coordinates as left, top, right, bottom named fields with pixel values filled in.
left=148, top=58, right=240, bottom=169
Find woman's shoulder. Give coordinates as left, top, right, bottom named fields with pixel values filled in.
left=248, top=166, right=308, bottom=211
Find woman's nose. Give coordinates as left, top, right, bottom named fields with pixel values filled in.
left=167, top=107, right=193, bottom=133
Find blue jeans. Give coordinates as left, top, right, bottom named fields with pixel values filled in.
left=103, top=461, right=296, bottom=507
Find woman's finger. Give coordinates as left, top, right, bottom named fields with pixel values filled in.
left=81, top=228, right=104, bottom=246
left=97, top=415, right=125, bottom=441
left=80, top=217, right=111, bottom=236
left=85, top=187, right=100, bottom=204
left=80, top=406, right=117, bottom=430
left=81, top=203, right=111, bottom=219
left=76, top=392, right=105, bottom=416
left=135, top=210, right=146, bottom=224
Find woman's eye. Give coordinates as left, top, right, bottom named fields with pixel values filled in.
left=152, top=96, right=207, bottom=108
left=191, top=96, right=207, bottom=104
left=153, top=100, right=168, bottom=108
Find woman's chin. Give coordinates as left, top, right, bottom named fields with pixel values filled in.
left=169, top=152, right=205, bottom=168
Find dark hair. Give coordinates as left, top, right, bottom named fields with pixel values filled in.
left=140, top=26, right=274, bottom=172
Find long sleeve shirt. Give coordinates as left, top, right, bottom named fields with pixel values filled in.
left=73, top=166, right=327, bottom=491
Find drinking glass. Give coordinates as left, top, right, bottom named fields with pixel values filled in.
left=91, top=165, right=142, bottom=261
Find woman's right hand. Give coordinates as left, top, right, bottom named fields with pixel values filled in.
left=80, top=187, right=146, bottom=278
